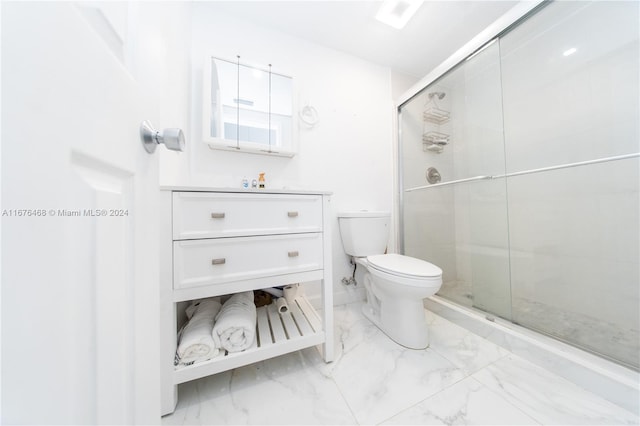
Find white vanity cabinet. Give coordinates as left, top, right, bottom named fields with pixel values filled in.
left=160, top=188, right=333, bottom=415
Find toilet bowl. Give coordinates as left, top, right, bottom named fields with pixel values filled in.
left=338, top=211, right=443, bottom=349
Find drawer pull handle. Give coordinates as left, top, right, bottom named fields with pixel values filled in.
left=287, top=211, right=299, bottom=218
left=211, top=212, right=225, bottom=219
left=211, top=258, right=226, bottom=265
left=288, top=251, right=299, bottom=258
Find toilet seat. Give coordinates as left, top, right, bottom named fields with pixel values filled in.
left=367, top=253, right=442, bottom=280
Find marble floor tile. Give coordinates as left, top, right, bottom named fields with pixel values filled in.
left=472, top=354, right=640, bottom=425
left=328, top=306, right=467, bottom=425
left=163, top=348, right=356, bottom=425
left=427, top=316, right=509, bottom=375
left=162, top=302, right=637, bottom=426
left=323, top=302, right=382, bottom=370
left=381, top=376, right=539, bottom=425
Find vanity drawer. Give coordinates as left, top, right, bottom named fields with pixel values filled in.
left=173, top=233, right=323, bottom=289
left=173, top=192, right=323, bottom=240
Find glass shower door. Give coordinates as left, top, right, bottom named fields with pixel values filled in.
left=499, top=0, right=640, bottom=368
left=400, top=40, right=512, bottom=320
left=400, top=0, right=639, bottom=370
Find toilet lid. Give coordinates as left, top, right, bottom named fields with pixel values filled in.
left=367, top=253, right=442, bottom=278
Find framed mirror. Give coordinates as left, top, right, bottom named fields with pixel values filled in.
left=203, top=56, right=296, bottom=157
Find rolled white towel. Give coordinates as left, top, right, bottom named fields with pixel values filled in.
left=213, top=291, right=256, bottom=353
left=176, top=297, right=222, bottom=366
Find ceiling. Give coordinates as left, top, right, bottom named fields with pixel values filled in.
left=210, top=1, right=519, bottom=78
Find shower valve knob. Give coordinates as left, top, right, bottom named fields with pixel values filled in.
left=140, top=120, right=185, bottom=153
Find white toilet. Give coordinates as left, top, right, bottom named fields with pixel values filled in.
left=337, top=211, right=443, bottom=349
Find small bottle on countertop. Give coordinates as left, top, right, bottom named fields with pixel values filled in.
left=241, top=177, right=249, bottom=189
left=258, top=172, right=266, bottom=189
left=251, top=179, right=257, bottom=189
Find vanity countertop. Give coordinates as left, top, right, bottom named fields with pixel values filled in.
left=160, top=185, right=332, bottom=196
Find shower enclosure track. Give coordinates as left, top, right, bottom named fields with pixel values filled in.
left=405, top=152, right=640, bottom=192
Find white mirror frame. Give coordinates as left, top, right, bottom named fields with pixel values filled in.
left=202, top=56, right=297, bottom=157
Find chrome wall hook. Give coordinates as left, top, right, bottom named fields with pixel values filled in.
left=140, top=120, right=185, bottom=153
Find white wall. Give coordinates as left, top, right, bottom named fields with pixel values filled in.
left=160, top=4, right=396, bottom=304
left=391, top=70, right=419, bottom=101
left=390, top=70, right=419, bottom=253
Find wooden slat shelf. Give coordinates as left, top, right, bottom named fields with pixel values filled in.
left=173, top=296, right=324, bottom=385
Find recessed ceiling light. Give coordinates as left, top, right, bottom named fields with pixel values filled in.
left=563, top=47, right=577, bottom=57
left=375, top=0, right=423, bottom=30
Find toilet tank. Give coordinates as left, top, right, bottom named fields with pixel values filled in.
left=337, top=211, right=390, bottom=257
